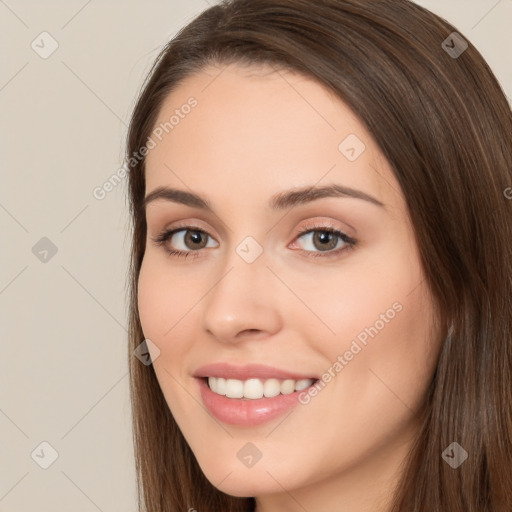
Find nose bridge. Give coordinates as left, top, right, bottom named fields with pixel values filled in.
left=217, top=232, right=269, bottom=292
left=200, top=234, right=281, bottom=341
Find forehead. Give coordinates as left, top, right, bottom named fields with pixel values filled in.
left=144, top=62, right=403, bottom=213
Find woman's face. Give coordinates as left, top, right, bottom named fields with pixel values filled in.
left=138, top=62, right=441, bottom=508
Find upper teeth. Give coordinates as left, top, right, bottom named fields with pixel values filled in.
left=208, top=377, right=316, bottom=399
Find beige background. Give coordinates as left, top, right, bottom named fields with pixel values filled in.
left=0, top=1, right=510, bottom=510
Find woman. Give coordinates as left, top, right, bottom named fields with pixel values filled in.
left=125, top=0, right=512, bottom=510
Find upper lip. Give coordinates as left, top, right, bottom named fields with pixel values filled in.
left=193, top=362, right=319, bottom=381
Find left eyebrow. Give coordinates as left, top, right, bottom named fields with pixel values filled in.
left=269, top=183, right=385, bottom=210
left=143, top=183, right=385, bottom=211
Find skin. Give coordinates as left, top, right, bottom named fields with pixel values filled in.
left=138, top=61, right=442, bottom=512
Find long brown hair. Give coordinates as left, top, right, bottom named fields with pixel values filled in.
left=125, top=1, right=512, bottom=510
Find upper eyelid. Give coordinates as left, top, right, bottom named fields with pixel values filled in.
left=156, top=216, right=351, bottom=235
left=162, top=222, right=348, bottom=237
left=159, top=223, right=353, bottom=246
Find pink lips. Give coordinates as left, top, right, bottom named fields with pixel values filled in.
left=193, top=362, right=319, bottom=426
left=193, top=362, right=318, bottom=381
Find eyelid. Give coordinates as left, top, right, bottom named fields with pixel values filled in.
left=290, top=222, right=356, bottom=254
left=292, top=218, right=354, bottom=238
left=153, top=219, right=219, bottom=240
left=156, top=216, right=353, bottom=239
left=151, top=218, right=356, bottom=259
left=152, top=224, right=219, bottom=248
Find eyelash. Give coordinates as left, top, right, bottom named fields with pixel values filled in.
left=151, top=223, right=357, bottom=260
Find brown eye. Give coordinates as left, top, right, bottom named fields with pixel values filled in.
left=183, top=230, right=209, bottom=250
left=294, top=227, right=355, bottom=256
left=152, top=226, right=219, bottom=257
left=310, top=231, right=339, bottom=251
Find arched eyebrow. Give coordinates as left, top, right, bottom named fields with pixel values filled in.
left=269, top=184, right=385, bottom=209
left=143, top=183, right=385, bottom=211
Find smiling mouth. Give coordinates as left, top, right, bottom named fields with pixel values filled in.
left=203, top=376, right=320, bottom=400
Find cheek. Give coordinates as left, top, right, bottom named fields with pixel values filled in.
left=364, top=284, right=439, bottom=404
left=290, top=257, right=422, bottom=350
left=137, top=261, right=163, bottom=339
left=300, top=246, right=438, bottom=405
left=137, top=257, right=199, bottom=410
left=137, top=255, right=193, bottom=346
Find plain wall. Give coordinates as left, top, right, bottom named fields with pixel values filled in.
left=1, top=1, right=510, bottom=510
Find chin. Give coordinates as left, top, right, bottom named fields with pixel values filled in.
left=200, top=457, right=308, bottom=498
left=214, top=477, right=279, bottom=498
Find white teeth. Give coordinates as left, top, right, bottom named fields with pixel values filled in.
left=207, top=376, right=316, bottom=399
left=216, top=377, right=227, bottom=395
left=244, top=378, right=264, bottom=399
left=281, top=379, right=296, bottom=394
left=225, top=378, right=244, bottom=398
left=263, top=378, right=281, bottom=398
left=295, top=378, right=313, bottom=391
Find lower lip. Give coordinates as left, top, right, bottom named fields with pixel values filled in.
left=196, top=377, right=317, bottom=426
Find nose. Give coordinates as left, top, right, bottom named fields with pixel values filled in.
left=200, top=244, right=282, bottom=344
